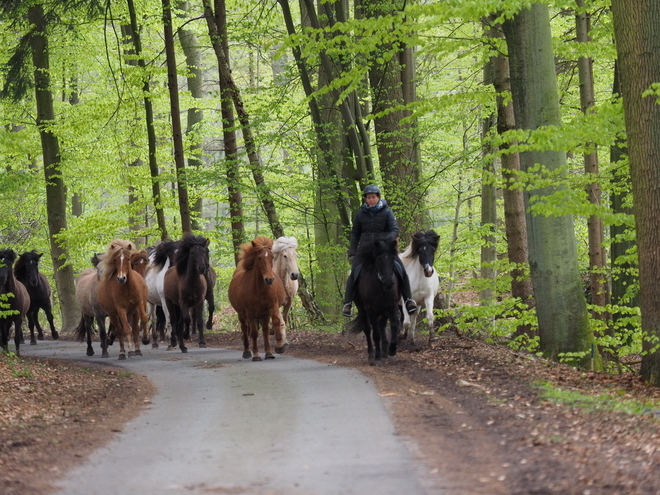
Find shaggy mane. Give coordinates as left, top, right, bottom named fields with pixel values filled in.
left=273, top=236, right=297, bottom=255
left=174, top=234, right=209, bottom=275
left=98, top=239, right=137, bottom=281
left=239, top=236, right=273, bottom=271
left=152, top=240, right=178, bottom=270
left=14, top=250, right=41, bottom=279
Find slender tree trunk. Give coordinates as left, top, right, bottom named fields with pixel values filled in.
left=28, top=4, right=80, bottom=332
left=576, top=0, right=607, bottom=318
left=488, top=20, right=534, bottom=337
left=611, top=1, right=660, bottom=384
left=503, top=4, right=599, bottom=368
left=162, top=0, right=192, bottom=234
left=126, top=0, right=168, bottom=241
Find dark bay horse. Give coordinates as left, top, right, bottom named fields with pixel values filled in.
left=346, top=232, right=401, bottom=363
left=164, top=234, right=209, bottom=353
left=14, top=250, right=59, bottom=344
left=399, top=230, right=440, bottom=346
left=0, top=249, right=30, bottom=356
left=97, top=240, right=149, bottom=360
left=228, top=236, right=287, bottom=361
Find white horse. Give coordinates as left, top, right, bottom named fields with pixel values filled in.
left=144, top=240, right=178, bottom=347
left=272, top=236, right=300, bottom=330
left=399, top=230, right=440, bottom=347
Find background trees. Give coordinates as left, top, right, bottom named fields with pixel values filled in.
left=0, top=1, right=654, bottom=378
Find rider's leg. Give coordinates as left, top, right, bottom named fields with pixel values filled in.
left=342, top=263, right=362, bottom=317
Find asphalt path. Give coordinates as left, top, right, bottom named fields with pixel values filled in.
left=22, top=340, right=436, bottom=495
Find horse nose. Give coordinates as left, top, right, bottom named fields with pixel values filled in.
left=117, top=275, right=127, bottom=285
left=424, top=264, right=434, bottom=277
left=265, top=277, right=274, bottom=285
left=290, top=272, right=299, bottom=281
left=30, top=276, right=39, bottom=287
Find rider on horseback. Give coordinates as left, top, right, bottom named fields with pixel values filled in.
left=342, top=185, right=418, bottom=317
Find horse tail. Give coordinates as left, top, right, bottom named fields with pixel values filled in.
left=74, top=315, right=92, bottom=342
left=345, top=317, right=366, bottom=335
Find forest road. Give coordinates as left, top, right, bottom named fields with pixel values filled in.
left=23, top=340, right=438, bottom=495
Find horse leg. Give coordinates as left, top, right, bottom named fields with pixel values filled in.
left=27, top=311, right=37, bottom=345
left=425, top=295, right=436, bottom=343
left=113, top=313, right=129, bottom=360
left=13, top=316, right=23, bottom=357
left=205, top=293, right=215, bottom=330
left=43, top=302, right=59, bottom=340
left=139, top=304, right=150, bottom=348
left=97, top=316, right=109, bottom=358
left=261, top=316, right=275, bottom=360
left=179, top=306, right=190, bottom=353
left=239, top=317, right=251, bottom=359
left=388, top=310, right=400, bottom=357
left=378, top=315, right=390, bottom=359
left=249, top=319, right=261, bottom=362
left=195, top=304, right=206, bottom=348
left=84, top=315, right=94, bottom=356
left=273, top=308, right=287, bottom=355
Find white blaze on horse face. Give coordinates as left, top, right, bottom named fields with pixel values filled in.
left=117, top=253, right=127, bottom=284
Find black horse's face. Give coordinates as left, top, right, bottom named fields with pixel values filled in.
left=417, top=242, right=436, bottom=278
left=375, top=249, right=396, bottom=292
left=25, top=258, right=40, bottom=287
left=190, top=245, right=209, bottom=275
left=0, top=263, right=8, bottom=287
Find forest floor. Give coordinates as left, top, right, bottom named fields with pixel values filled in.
left=2, top=311, right=660, bottom=495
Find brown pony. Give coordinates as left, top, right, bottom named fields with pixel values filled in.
left=74, top=259, right=109, bottom=357
left=0, top=249, right=30, bottom=356
left=97, top=240, right=149, bottom=360
left=164, top=234, right=210, bottom=353
left=228, top=236, right=287, bottom=361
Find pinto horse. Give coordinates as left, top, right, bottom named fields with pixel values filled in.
left=145, top=240, right=177, bottom=346
left=272, top=236, right=300, bottom=330
left=14, top=250, right=59, bottom=344
left=97, top=240, right=149, bottom=360
left=399, top=230, right=440, bottom=346
left=164, top=234, right=209, bottom=353
left=228, top=236, right=287, bottom=361
left=0, top=249, right=30, bottom=355
left=346, top=232, right=401, bottom=363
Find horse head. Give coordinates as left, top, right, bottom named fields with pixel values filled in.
left=98, top=239, right=137, bottom=285
left=0, top=248, right=16, bottom=287
left=17, top=250, right=43, bottom=287
left=370, top=233, right=398, bottom=293
left=273, top=236, right=300, bottom=281
left=412, top=230, right=439, bottom=278
left=242, top=236, right=276, bottom=285
left=176, top=234, right=210, bottom=276
left=130, top=250, right=149, bottom=277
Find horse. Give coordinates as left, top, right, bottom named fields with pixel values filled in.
left=346, top=232, right=401, bottom=363
left=272, top=236, right=300, bottom=330
left=14, top=250, right=59, bottom=344
left=0, top=249, right=30, bottom=356
left=187, top=264, right=216, bottom=339
left=228, top=236, right=287, bottom=361
left=399, top=230, right=440, bottom=347
left=145, top=240, right=178, bottom=347
left=163, top=234, right=210, bottom=353
left=96, top=239, right=149, bottom=360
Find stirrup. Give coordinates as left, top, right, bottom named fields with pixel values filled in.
left=342, top=303, right=352, bottom=317
left=405, top=299, right=418, bottom=314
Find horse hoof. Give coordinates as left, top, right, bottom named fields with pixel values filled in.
left=181, top=347, right=188, bottom=354
left=167, top=345, right=175, bottom=351
left=206, top=322, right=213, bottom=330
left=87, top=349, right=94, bottom=357
left=38, top=335, right=44, bottom=341
left=183, top=331, right=190, bottom=340
left=135, top=349, right=143, bottom=356
left=265, top=353, right=275, bottom=359
left=128, top=351, right=135, bottom=358
left=252, top=356, right=262, bottom=362
left=152, top=343, right=159, bottom=349
left=102, top=352, right=109, bottom=358
left=30, top=341, right=37, bottom=345
left=52, top=331, right=59, bottom=340
left=242, top=351, right=252, bottom=359
left=199, top=342, right=206, bottom=348
left=118, top=354, right=126, bottom=360
left=142, top=339, right=150, bottom=346
left=275, top=343, right=288, bottom=354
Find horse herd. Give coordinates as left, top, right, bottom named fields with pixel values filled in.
left=0, top=229, right=439, bottom=365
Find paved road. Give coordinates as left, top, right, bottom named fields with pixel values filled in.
left=23, top=340, right=436, bottom=495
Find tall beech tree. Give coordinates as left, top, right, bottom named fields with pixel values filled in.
left=611, top=0, right=660, bottom=385
left=503, top=4, right=599, bottom=367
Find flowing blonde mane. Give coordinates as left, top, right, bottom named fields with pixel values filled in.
left=98, top=239, right=137, bottom=280
left=273, top=236, right=298, bottom=255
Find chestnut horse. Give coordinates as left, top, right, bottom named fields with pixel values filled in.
left=14, top=250, right=59, bottom=344
left=164, top=234, right=209, bottom=353
left=272, top=236, right=300, bottom=330
left=0, top=249, right=30, bottom=356
left=228, top=236, right=287, bottom=361
left=97, top=240, right=149, bottom=360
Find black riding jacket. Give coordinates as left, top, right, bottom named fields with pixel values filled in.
left=348, top=200, right=399, bottom=257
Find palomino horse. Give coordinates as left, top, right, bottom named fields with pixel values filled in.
left=145, top=239, right=177, bottom=346
left=399, top=230, right=440, bottom=347
left=272, top=236, right=300, bottom=330
left=97, top=240, right=149, bottom=360
left=228, top=236, right=287, bottom=361
left=346, top=232, right=401, bottom=363
left=14, top=250, right=59, bottom=344
left=0, top=249, right=30, bottom=356
left=164, top=234, right=209, bottom=353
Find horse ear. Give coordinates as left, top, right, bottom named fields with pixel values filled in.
left=204, top=238, right=210, bottom=248
left=37, top=252, right=43, bottom=259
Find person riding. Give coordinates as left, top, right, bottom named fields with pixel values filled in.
left=342, top=185, right=418, bottom=317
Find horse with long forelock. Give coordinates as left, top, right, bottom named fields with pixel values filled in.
left=399, top=230, right=440, bottom=347
left=228, top=236, right=287, bottom=361
left=0, top=249, right=30, bottom=356
left=272, top=236, right=300, bottom=330
left=14, top=250, right=59, bottom=344
left=346, top=232, right=401, bottom=363
left=145, top=239, right=178, bottom=346
left=164, top=234, right=210, bottom=353
left=96, top=239, right=149, bottom=360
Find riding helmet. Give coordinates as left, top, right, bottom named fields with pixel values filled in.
left=362, top=184, right=381, bottom=197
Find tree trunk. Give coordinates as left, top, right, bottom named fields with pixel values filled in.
left=611, top=0, right=660, bottom=384
left=576, top=0, right=607, bottom=318
left=503, top=4, right=599, bottom=368
left=126, top=0, right=168, bottom=241
left=28, top=4, right=80, bottom=332
left=489, top=19, right=534, bottom=337
left=162, top=0, right=192, bottom=235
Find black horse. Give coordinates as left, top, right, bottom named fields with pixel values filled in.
left=14, top=250, right=59, bottom=345
left=0, top=249, right=30, bottom=355
left=346, top=232, right=401, bottom=363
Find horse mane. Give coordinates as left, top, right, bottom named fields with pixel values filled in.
left=401, top=230, right=440, bottom=259
left=97, top=239, right=137, bottom=281
left=14, top=250, right=41, bottom=278
left=238, top=236, right=273, bottom=271
left=273, top=236, right=297, bottom=255
left=153, top=239, right=178, bottom=270
left=356, top=232, right=398, bottom=267
left=0, top=248, right=17, bottom=268
left=174, top=234, right=209, bottom=275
